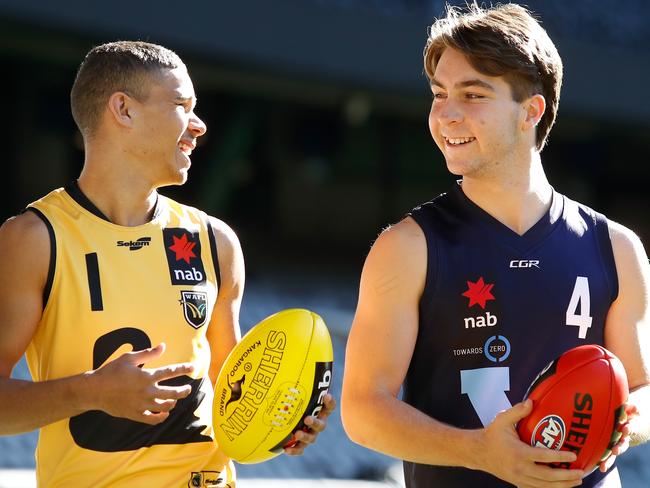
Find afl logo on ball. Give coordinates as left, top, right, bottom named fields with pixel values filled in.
left=532, top=414, right=566, bottom=450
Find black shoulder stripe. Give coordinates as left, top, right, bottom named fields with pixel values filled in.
left=206, top=218, right=222, bottom=291
left=23, top=208, right=56, bottom=310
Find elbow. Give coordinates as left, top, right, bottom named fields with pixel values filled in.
left=340, top=387, right=374, bottom=447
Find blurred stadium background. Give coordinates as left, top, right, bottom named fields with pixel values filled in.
left=0, top=0, right=649, bottom=486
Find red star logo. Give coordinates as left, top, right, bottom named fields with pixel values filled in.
left=168, top=233, right=197, bottom=264
left=462, top=277, right=495, bottom=309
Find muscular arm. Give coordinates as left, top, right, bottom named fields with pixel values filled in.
left=205, top=217, right=244, bottom=386
left=342, top=219, right=581, bottom=487
left=0, top=213, right=193, bottom=435
left=0, top=213, right=92, bottom=434
left=605, top=222, right=650, bottom=447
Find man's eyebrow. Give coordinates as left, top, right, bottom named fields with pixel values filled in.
left=430, top=78, right=496, bottom=91
left=174, top=95, right=198, bottom=108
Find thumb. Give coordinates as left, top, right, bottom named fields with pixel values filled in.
left=129, top=343, right=165, bottom=366
left=501, top=399, right=533, bottom=425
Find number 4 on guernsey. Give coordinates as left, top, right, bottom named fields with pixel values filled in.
left=566, top=276, right=592, bottom=339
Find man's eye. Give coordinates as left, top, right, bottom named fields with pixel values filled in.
left=466, top=93, right=484, bottom=99
left=432, top=93, right=446, bottom=100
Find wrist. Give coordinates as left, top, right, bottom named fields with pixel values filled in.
left=459, top=428, right=486, bottom=471
left=73, top=369, right=99, bottom=413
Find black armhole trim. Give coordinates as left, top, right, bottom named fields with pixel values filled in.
left=24, top=208, right=56, bottom=310
left=408, top=202, right=439, bottom=324
left=205, top=218, right=222, bottom=291
left=593, top=212, right=619, bottom=302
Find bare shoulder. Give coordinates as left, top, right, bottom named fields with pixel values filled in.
left=207, top=216, right=241, bottom=254
left=607, top=219, right=649, bottom=278
left=360, top=217, right=427, bottom=302
left=371, top=217, right=426, bottom=256
left=0, top=211, right=51, bottom=266
left=0, top=211, right=51, bottom=372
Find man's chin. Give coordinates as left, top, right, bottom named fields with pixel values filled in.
left=157, top=171, right=188, bottom=189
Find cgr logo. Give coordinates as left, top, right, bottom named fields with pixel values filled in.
left=116, top=237, right=151, bottom=251
left=510, top=259, right=540, bottom=268
left=532, top=414, right=565, bottom=450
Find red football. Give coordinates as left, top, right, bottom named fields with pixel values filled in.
left=517, top=345, right=629, bottom=473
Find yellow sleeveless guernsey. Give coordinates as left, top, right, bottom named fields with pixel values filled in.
left=26, top=185, right=235, bottom=488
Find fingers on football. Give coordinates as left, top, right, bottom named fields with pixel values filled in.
left=150, top=363, right=195, bottom=382
left=527, top=462, right=583, bottom=483
left=303, top=415, right=326, bottom=433
left=153, top=383, right=193, bottom=400
left=523, top=442, right=577, bottom=466
left=283, top=444, right=306, bottom=456
left=320, top=393, right=337, bottom=417
left=128, top=343, right=165, bottom=365
left=140, top=410, right=170, bottom=425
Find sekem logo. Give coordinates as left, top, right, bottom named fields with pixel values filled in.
left=116, top=237, right=151, bottom=251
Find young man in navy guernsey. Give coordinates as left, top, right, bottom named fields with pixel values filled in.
left=0, top=41, right=334, bottom=487
left=342, top=4, right=649, bottom=488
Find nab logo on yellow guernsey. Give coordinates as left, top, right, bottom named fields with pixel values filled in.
left=163, top=228, right=207, bottom=285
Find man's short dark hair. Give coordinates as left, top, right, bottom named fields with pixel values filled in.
left=70, top=41, right=183, bottom=137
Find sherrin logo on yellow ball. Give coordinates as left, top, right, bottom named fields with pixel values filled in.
left=213, top=308, right=334, bottom=463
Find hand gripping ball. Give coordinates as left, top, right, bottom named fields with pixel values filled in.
left=517, top=344, right=629, bottom=474
left=213, top=309, right=333, bottom=463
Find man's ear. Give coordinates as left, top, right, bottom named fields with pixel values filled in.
left=521, top=93, right=546, bottom=131
left=106, top=92, right=137, bottom=129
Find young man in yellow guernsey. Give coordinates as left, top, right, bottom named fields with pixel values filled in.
left=0, top=41, right=334, bottom=487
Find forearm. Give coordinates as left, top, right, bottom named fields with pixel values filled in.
left=629, top=384, right=650, bottom=446
left=0, top=374, right=92, bottom=435
left=342, top=390, right=482, bottom=468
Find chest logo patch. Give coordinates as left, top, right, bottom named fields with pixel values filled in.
left=462, top=276, right=495, bottom=309
left=180, top=291, right=208, bottom=329
left=163, top=228, right=206, bottom=285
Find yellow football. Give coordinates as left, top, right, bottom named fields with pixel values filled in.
left=213, top=309, right=334, bottom=463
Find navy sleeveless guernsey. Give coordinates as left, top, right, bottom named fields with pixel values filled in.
left=404, top=183, right=619, bottom=487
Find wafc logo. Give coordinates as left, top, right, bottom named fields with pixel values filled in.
left=462, top=277, right=495, bottom=309
left=163, top=228, right=207, bottom=285
left=532, top=414, right=566, bottom=450
left=179, top=291, right=208, bottom=329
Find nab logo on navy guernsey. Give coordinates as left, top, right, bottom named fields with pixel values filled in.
left=163, top=228, right=206, bottom=285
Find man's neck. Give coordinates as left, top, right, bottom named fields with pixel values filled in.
left=460, top=153, right=553, bottom=236
left=77, top=170, right=159, bottom=227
